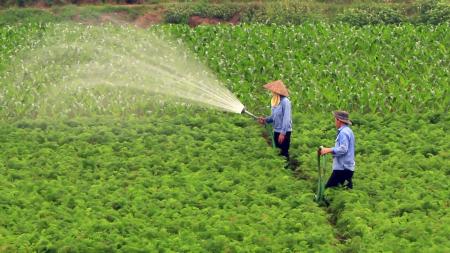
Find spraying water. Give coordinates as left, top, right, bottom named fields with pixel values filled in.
left=0, top=23, right=250, bottom=119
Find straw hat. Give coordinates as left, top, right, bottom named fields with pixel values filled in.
left=263, top=80, right=289, bottom=97
left=333, top=111, right=352, bottom=125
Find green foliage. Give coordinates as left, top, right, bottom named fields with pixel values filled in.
left=240, top=1, right=317, bottom=25
left=0, top=112, right=449, bottom=251
left=161, top=1, right=449, bottom=25
left=1, top=23, right=448, bottom=120
left=294, top=112, right=450, bottom=252
left=0, top=8, right=60, bottom=25
left=164, top=2, right=240, bottom=24
left=164, top=4, right=190, bottom=24
left=165, top=24, right=449, bottom=114
left=1, top=1, right=449, bottom=26
left=0, top=23, right=46, bottom=72
left=0, top=113, right=337, bottom=251
left=415, top=0, right=450, bottom=24
left=50, top=4, right=145, bottom=21
left=337, top=6, right=406, bottom=25
left=191, top=2, right=239, bottom=19
left=164, top=1, right=318, bottom=25
left=0, top=10, right=449, bottom=252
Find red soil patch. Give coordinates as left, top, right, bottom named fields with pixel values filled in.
left=100, top=12, right=129, bottom=23
left=134, top=8, right=165, bottom=28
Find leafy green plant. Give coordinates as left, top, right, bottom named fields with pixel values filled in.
left=0, top=113, right=337, bottom=251
left=164, top=23, right=449, bottom=114
left=164, top=3, right=241, bottom=24
left=0, top=23, right=46, bottom=72
left=0, top=8, right=59, bottom=25
left=164, top=5, right=190, bottom=24
left=1, top=23, right=448, bottom=120
left=240, top=1, right=317, bottom=25
left=337, top=6, right=406, bottom=25
left=0, top=112, right=448, bottom=252
left=0, top=18, right=449, bottom=252
left=415, top=0, right=450, bottom=24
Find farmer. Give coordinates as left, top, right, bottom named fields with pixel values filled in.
left=258, top=80, right=292, bottom=162
left=320, top=111, right=355, bottom=189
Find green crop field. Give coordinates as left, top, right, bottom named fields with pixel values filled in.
left=0, top=8, right=449, bottom=253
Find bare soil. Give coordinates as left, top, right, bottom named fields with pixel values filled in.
left=134, top=8, right=165, bottom=28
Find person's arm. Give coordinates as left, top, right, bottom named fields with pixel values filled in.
left=320, top=131, right=349, bottom=156
left=258, top=114, right=273, bottom=125
left=320, top=147, right=332, bottom=155
left=332, top=132, right=349, bottom=156
left=280, top=99, right=291, bottom=135
left=265, top=113, right=274, bottom=124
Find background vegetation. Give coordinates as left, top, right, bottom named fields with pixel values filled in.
left=0, top=0, right=449, bottom=26
left=0, top=1, right=449, bottom=252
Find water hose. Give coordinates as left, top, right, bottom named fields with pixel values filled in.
left=267, top=124, right=275, bottom=148
left=241, top=108, right=257, bottom=119
left=315, top=146, right=326, bottom=204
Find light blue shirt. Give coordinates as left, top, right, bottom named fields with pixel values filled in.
left=332, top=125, right=355, bottom=171
left=265, top=97, right=292, bottom=134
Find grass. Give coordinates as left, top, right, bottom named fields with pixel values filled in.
left=0, top=4, right=159, bottom=25
left=0, top=8, right=59, bottom=25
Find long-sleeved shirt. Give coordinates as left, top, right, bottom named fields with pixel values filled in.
left=332, top=125, right=355, bottom=171
left=265, top=97, right=292, bottom=134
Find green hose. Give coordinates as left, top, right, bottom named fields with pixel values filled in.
left=265, top=123, right=275, bottom=148
left=315, top=147, right=326, bottom=204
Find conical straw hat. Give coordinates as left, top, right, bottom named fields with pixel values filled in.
left=263, top=80, right=289, bottom=97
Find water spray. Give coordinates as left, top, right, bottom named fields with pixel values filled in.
left=7, top=24, right=265, bottom=119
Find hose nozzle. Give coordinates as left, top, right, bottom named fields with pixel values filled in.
left=241, top=108, right=257, bottom=119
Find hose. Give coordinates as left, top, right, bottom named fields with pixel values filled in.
left=316, top=146, right=326, bottom=204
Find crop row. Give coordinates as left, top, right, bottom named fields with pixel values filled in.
left=0, top=23, right=45, bottom=72
left=297, top=112, right=449, bottom=252
left=165, top=23, right=449, bottom=114
left=1, top=111, right=448, bottom=251
left=1, top=23, right=448, bottom=121
left=0, top=112, right=336, bottom=252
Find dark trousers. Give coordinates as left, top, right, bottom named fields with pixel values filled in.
left=274, top=131, right=291, bottom=160
left=325, top=170, right=354, bottom=189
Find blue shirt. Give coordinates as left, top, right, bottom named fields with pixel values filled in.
left=332, top=125, right=355, bottom=171
left=265, top=97, right=292, bottom=134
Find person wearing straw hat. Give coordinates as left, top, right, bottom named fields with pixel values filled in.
left=258, top=80, right=292, bottom=163
left=320, top=111, right=355, bottom=189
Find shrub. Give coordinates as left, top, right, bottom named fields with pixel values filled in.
left=0, top=8, right=59, bottom=25
left=164, top=3, right=240, bottom=24
left=415, top=0, right=450, bottom=24
left=164, top=5, right=190, bottom=24
left=241, top=1, right=316, bottom=25
left=424, top=3, right=450, bottom=24
left=337, top=7, right=405, bottom=26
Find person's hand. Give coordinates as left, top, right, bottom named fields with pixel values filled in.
left=278, top=134, right=285, bottom=144
left=320, top=147, right=333, bottom=156
left=258, top=117, right=266, bottom=125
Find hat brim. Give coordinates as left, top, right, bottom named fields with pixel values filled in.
left=337, top=119, right=352, bottom=125
left=263, top=80, right=289, bottom=97
left=333, top=112, right=352, bottom=125
left=264, top=88, right=288, bottom=97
